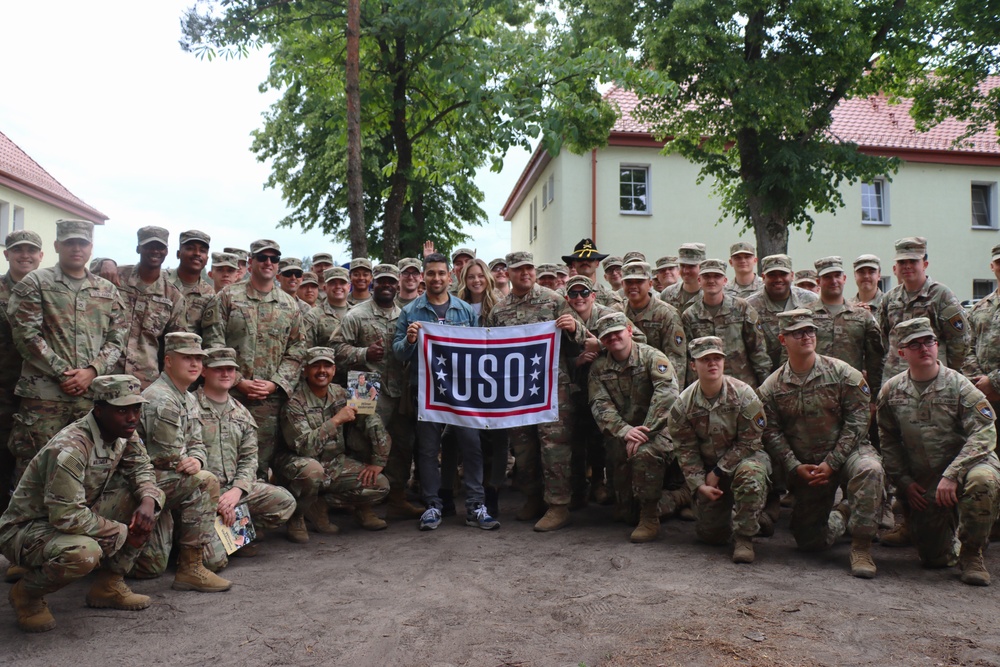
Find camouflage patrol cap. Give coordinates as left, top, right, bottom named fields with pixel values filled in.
left=793, top=269, right=818, bottom=286
left=814, top=256, right=844, bottom=277
left=372, top=263, right=399, bottom=281
left=488, top=258, right=507, bottom=271
left=564, top=275, right=594, bottom=292
left=164, top=332, right=207, bottom=356
left=349, top=257, right=373, bottom=272
left=602, top=256, right=624, bottom=271
left=89, top=257, right=114, bottom=273
left=689, top=335, right=725, bottom=359
left=699, top=259, right=727, bottom=276
left=451, top=247, right=476, bottom=262
left=777, top=308, right=816, bottom=332
left=655, top=256, right=679, bottom=270
left=623, top=251, right=647, bottom=265
left=312, top=252, right=334, bottom=266
left=678, top=243, right=707, bottom=265
left=203, top=347, right=239, bottom=369
left=398, top=257, right=422, bottom=273
left=596, top=311, right=629, bottom=339
left=761, top=254, right=793, bottom=275
left=853, top=254, right=881, bottom=271
left=278, top=257, right=303, bottom=273
left=3, top=229, right=42, bottom=249
left=729, top=241, right=756, bottom=257
left=894, top=317, right=935, bottom=345
left=211, top=252, right=239, bottom=269
left=991, top=243, right=1000, bottom=263
left=555, top=263, right=570, bottom=277
left=179, top=230, right=210, bottom=247
left=324, top=267, right=350, bottom=283
left=250, top=239, right=280, bottom=255
left=224, top=247, right=249, bottom=263
left=537, top=263, right=558, bottom=278
left=300, top=271, right=319, bottom=286
left=137, top=226, right=169, bottom=247
left=894, top=237, right=927, bottom=262
left=506, top=251, right=534, bottom=269
left=92, top=375, right=147, bottom=406
left=622, top=262, right=652, bottom=281
left=56, top=219, right=94, bottom=243
left=306, top=346, right=337, bottom=365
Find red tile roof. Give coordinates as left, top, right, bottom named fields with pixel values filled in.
left=0, top=130, right=107, bottom=222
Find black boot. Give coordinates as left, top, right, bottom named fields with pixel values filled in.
left=485, top=486, right=500, bottom=519
left=439, top=488, right=457, bottom=517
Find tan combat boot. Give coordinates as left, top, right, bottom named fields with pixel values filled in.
left=286, top=513, right=309, bottom=543
left=385, top=487, right=424, bottom=520
left=355, top=504, right=388, bottom=531
left=849, top=536, right=877, bottom=579
left=86, top=570, right=151, bottom=610
left=880, top=516, right=911, bottom=547
left=515, top=494, right=546, bottom=522
left=305, top=503, right=340, bottom=535
left=630, top=502, right=660, bottom=543
left=534, top=504, right=571, bottom=532
left=8, top=580, right=56, bottom=633
left=732, top=535, right=755, bottom=564
left=959, top=545, right=991, bottom=586
left=172, top=547, right=232, bottom=593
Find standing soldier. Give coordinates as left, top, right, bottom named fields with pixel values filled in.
left=603, top=256, right=624, bottom=293
left=115, top=226, right=188, bottom=389
left=725, top=241, right=763, bottom=298
left=622, top=262, right=687, bottom=381
left=347, top=258, right=373, bottom=306
left=562, top=239, right=624, bottom=310
left=964, top=242, right=1000, bottom=423
left=166, top=230, right=214, bottom=333
left=589, top=312, right=680, bottom=543
left=311, top=253, right=334, bottom=280
left=304, top=267, right=351, bottom=348
left=223, top=247, right=249, bottom=282
left=296, top=272, right=321, bottom=308
left=207, top=252, right=240, bottom=294
left=880, top=317, right=1000, bottom=585
left=758, top=309, right=884, bottom=578
left=654, top=256, right=680, bottom=292
left=201, top=239, right=305, bottom=481
left=277, top=258, right=311, bottom=316
left=794, top=269, right=820, bottom=293
left=669, top=337, right=770, bottom=563
left=660, top=243, right=705, bottom=313
left=489, top=258, right=510, bottom=296
left=849, top=254, right=885, bottom=313
left=746, top=254, right=819, bottom=372
left=396, top=257, right=423, bottom=308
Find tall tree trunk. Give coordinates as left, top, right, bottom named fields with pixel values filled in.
left=737, top=127, right=789, bottom=258
left=381, top=36, right=409, bottom=264
left=346, top=0, right=366, bottom=258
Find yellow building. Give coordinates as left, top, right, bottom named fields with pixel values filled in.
left=0, top=130, right=107, bottom=271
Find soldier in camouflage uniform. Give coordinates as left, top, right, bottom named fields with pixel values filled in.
left=746, top=254, right=819, bottom=372
left=311, top=253, right=334, bottom=281
left=879, top=317, right=1000, bottom=585
left=484, top=251, right=589, bottom=531
left=793, top=269, right=819, bottom=293
left=223, top=247, right=249, bottom=282
left=681, top=259, right=770, bottom=388
left=724, top=241, right=763, bottom=298
left=347, top=257, right=373, bottom=306
left=278, top=347, right=391, bottom=538
left=621, top=262, right=687, bottom=382
left=654, top=256, right=680, bottom=292
left=603, top=256, right=624, bottom=293
left=536, top=263, right=560, bottom=290
left=115, top=226, right=188, bottom=389
left=0, top=230, right=44, bottom=514
left=660, top=243, right=705, bottom=313
left=589, top=312, right=680, bottom=542
left=0, top=376, right=164, bottom=632
left=7, top=220, right=126, bottom=479
left=963, top=242, right=1000, bottom=426
left=758, top=309, right=883, bottom=578
left=395, top=257, right=423, bottom=308
left=130, top=333, right=231, bottom=592
left=166, top=230, right=215, bottom=334
left=277, top=257, right=311, bottom=316
left=562, top=238, right=624, bottom=310
left=489, top=257, right=510, bottom=296
left=208, top=251, right=240, bottom=294
left=296, top=271, right=320, bottom=308
left=201, top=239, right=305, bottom=480
left=849, top=254, right=885, bottom=313
left=198, top=347, right=295, bottom=570
left=669, top=337, right=770, bottom=563
left=304, top=266, right=351, bottom=348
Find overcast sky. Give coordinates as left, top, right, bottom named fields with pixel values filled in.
left=0, top=1, right=528, bottom=268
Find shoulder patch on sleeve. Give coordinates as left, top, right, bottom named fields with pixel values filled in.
left=948, top=313, right=965, bottom=332
left=651, top=355, right=673, bottom=380
left=975, top=399, right=995, bottom=422
left=56, top=449, right=86, bottom=478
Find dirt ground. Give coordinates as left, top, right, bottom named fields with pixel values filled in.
left=2, top=496, right=999, bottom=667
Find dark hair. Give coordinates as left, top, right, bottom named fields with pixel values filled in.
left=423, top=253, right=449, bottom=270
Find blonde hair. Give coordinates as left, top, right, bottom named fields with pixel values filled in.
left=458, top=258, right=501, bottom=321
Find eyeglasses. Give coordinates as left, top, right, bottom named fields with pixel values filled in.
left=567, top=289, right=593, bottom=299
left=491, top=266, right=507, bottom=273
left=254, top=253, right=281, bottom=264
left=282, top=270, right=303, bottom=279
left=902, top=338, right=937, bottom=350
left=786, top=328, right=817, bottom=340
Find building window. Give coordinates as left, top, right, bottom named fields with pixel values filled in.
left=879, top=277, right=892, bottom=293
left=973, top=279, right=996, bottom=300
left=861, top=179, right=888, bottom=224
left=529, top=196, right=538, bottom=244
left=972, top=183, right=997, bottom=228
left=12, top=206, right=24, bottom=232
left=546, top=174, right=554, bottom=205
left=541, top=182, right=548, bottom=210
left=619, top=165, right=649, bottom=214
left=0, top=200, right=9, bottom=244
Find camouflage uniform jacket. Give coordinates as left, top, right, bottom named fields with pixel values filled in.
left=347, top=293, right=371, bottom=307
left=0, top=273, right=19, bottom=404
left=139, top=373, right=207, bottom=471
left=746, top=287, right=819, bottom=371
left=8, top=265, right=126, bottom=401
left=624, top=297, right=687, bottom=381
left=758, top=354, right=872, bottom=475
left=962, top=290, right=1000, bottom=394
left=196, top=388, right=257, bottom=495
left=280, top=382, right=390, bottom=468
left=304, top=300, right=349, bottom=348
left=724, top=274, right=763, bottom=299
left=668, top=376, right=766, bottom=492
left=809, top=299, right=885, bottom=392
left=564, top=303, right=646, bottom=392
left=330, top=299, right=405, bottom=399
left=0, top=413, right=164, bottom=556
left=166, top=269, right=215, bottom=334
left=115, top=265, right=189, bottom=388
left=659, top=282, right=702, bottom=314
left=849, top=288, right=884, bottom=314
left=295, top=296, right=312, bottom=317
left=681, top=294, right=770, bottom=388
left=878, top=365, right=999, bottom=490
left=588, top=342, right=680, bottom=441
left=878, top=278, right=967, bottom=382
left=201, top=282, right=305, bottom=395
left=596, top=284, right=625, bottom=311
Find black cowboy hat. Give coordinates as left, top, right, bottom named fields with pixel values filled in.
left=561, top=238, right=608, bottom=264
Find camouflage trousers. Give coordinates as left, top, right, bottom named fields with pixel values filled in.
left=788, top=445, right=883, bottom=550
left=204, top=481, right=296, bottom=571
left=508, top=381, right=573, bottom=506
left=233, top=392, right=283, bottom=480
left=274, top=453, right=390, bottom=510
left=694, top=451, right=771, bottom=544
left=606, top=430, right=672, bottom=507
left=130, top=469, right=219, bottom=578
left=376, top=395, right=414, bottom=491
left=9, top=397, right=92, bottom=480
left=0, top=397, right=16, bottom=514
left=904, top=464, right=1000, bottom=566
left=0, top=487, right=158, bottom=597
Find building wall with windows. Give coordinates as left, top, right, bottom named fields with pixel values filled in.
left=0, top=183, right=79, bottom=271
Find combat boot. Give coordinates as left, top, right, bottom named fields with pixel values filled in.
left=355, top=504, right=388, bottom=531
left=385, top=487, right=424, bottom=520
left=86, top=570, right=151, bottom=610
left=592, top=481, right=612, bottom=506
left=880, top=517, right=911, bottom=547
left=5, top=564, right=26, bottom=583
left=534, top=504, right=570, bottom=532
left=172, top=547, right=232, bottom=592
left=849, top=536, right=877, bottom=579
left=515, top=494, right=546, bottom=522
left=286, top=513, right=309, bottom=543
left=8, top=580, right=55, bottom=633
left=732, top=535, right=755, bottom=564
left=305, top=503, right=339, bottom=535
left=959, top=545, right=991, bottom=586
left=629, top=502, right=660, bottom=543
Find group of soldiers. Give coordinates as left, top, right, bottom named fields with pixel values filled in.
left=0, top=218, right=998, bottom=635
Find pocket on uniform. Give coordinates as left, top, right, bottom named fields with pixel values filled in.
left=8, top=411, right=41, bottom=459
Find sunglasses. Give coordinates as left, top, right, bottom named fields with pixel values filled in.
left=255, top=253, right=281, bottom=264
left=282, top=270, right=303, bottom=278
left=902, top=338, right=937, bottom=350
left=786, top=328, right=817, bottom=340
left=567, top=289, right=593, bottom=299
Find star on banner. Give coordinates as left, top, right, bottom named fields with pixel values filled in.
left=530, top=369, right=540, bottom=381
left=435, top=354, right=447, bottom=367
left=437, top=383, right=447, bottom=395
left=530, top=354, right=542, bottom=366
left=435, top=369, right=447, bottom=382
left=529, top=385, right=539, bottom=396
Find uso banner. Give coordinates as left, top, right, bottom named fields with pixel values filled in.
left=416, top=321, right=561, bottom=429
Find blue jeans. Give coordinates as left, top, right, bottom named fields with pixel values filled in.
left=416, top=420, right=485, bottom=510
